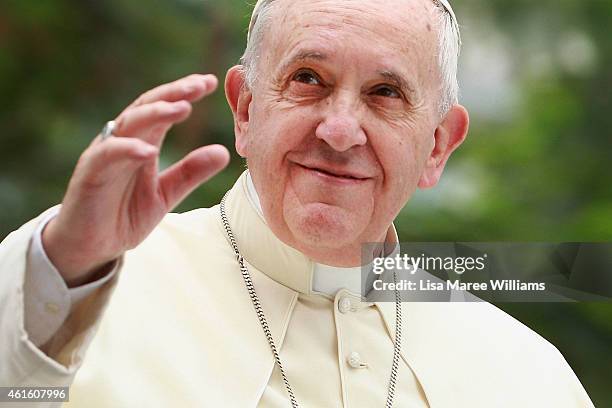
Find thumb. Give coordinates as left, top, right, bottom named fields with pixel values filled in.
left=158, top=144, right=230, bottom=210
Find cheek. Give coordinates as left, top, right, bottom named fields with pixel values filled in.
left=251, top=105, right=317, bottom=162
left=246, top=103, right=317, bottom=193
left=373, top=128, right=432, bottom=203
left=378, top=137, right=420, bottom=187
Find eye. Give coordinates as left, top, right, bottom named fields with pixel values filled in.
left=371, top=85, right=401, bottom=99
left=292, top=69, right=322, bottom=86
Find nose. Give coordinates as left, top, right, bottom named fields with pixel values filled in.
left=315, top=100, right=367, bottom=152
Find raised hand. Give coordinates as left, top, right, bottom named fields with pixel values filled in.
left=42, top=74, right=230, bottom=286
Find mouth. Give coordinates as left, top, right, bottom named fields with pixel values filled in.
left=293, top=162, right=371, bottom=183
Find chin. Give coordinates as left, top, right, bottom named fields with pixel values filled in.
left=285, top=202, right=363, bottom=249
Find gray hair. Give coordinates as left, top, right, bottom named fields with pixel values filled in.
left=240, top=0, right=461, bottom=116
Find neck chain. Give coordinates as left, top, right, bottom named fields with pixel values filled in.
left=220, top=192, right=403, bottom=407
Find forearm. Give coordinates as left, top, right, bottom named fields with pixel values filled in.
left=0, top=207, right=120, bottom=389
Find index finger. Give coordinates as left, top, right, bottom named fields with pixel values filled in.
left=128, top=74, right=218, bottom=109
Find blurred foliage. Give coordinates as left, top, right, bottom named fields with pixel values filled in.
left=0, top=0, right=610, bottom=405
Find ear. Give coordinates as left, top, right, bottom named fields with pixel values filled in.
left=225, top=65, right=252, bottom=157
left=418, top=104, right=470, bottom=189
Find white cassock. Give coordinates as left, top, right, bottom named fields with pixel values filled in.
left=0, top=171, right=594, bottom=407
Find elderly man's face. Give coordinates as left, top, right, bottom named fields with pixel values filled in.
left=226, top=0, right=468, bottom=266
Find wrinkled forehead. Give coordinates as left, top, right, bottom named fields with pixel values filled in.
left=248, top=0, right=457, bottom=41
left=253, top=0, right=442, bottom=87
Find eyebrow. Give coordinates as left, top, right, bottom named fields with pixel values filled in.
left=277, top=50, right=328, bottom=76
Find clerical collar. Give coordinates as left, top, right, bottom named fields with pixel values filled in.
left=244, top=171, right=397, bottom=297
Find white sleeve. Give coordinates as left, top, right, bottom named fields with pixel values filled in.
left=24, top=207, right=118, bottom=347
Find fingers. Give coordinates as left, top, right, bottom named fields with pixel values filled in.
left=128, top=74, right=218, bottom=108
left=77, top=137, right=158, bottom=190
left=113, top=100, right=192, bottom=146
left=109, top=74, right=219, bottom=147
left=158, top=144, right=230, bottom=210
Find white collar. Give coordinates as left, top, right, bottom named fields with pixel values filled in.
left=245, top=171, right=394, bottom=297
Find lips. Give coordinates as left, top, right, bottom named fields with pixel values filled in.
left=295, top=162, right=371, bottom=181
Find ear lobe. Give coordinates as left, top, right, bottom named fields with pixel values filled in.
left=418, top=104, right=470, bottom=189
left=225, top=65, right=252, bottom=157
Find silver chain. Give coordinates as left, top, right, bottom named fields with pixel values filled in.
left=385, top=268, right=402, bottom=408
left=220, top=192, right=402, bottom=407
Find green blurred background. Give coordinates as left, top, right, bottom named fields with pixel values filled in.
left=1, top=0, right=610, bottom=404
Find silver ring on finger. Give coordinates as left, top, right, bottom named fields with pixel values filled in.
left=100, top=120, right=117, bottom=141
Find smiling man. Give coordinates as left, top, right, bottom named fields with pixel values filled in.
left=0, top=0, right=594, bottom=407
left=238, top=0, right=460, bottom=268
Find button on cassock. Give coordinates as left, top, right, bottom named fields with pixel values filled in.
left=338, top=297, right=352, bottom=314
left=347, top=351, right=368, bottom=369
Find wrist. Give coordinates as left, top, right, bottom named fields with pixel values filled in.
left=41, top=217, right=116, bottom=287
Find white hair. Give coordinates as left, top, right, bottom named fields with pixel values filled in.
left=240, top=0, right=461, bottom=116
